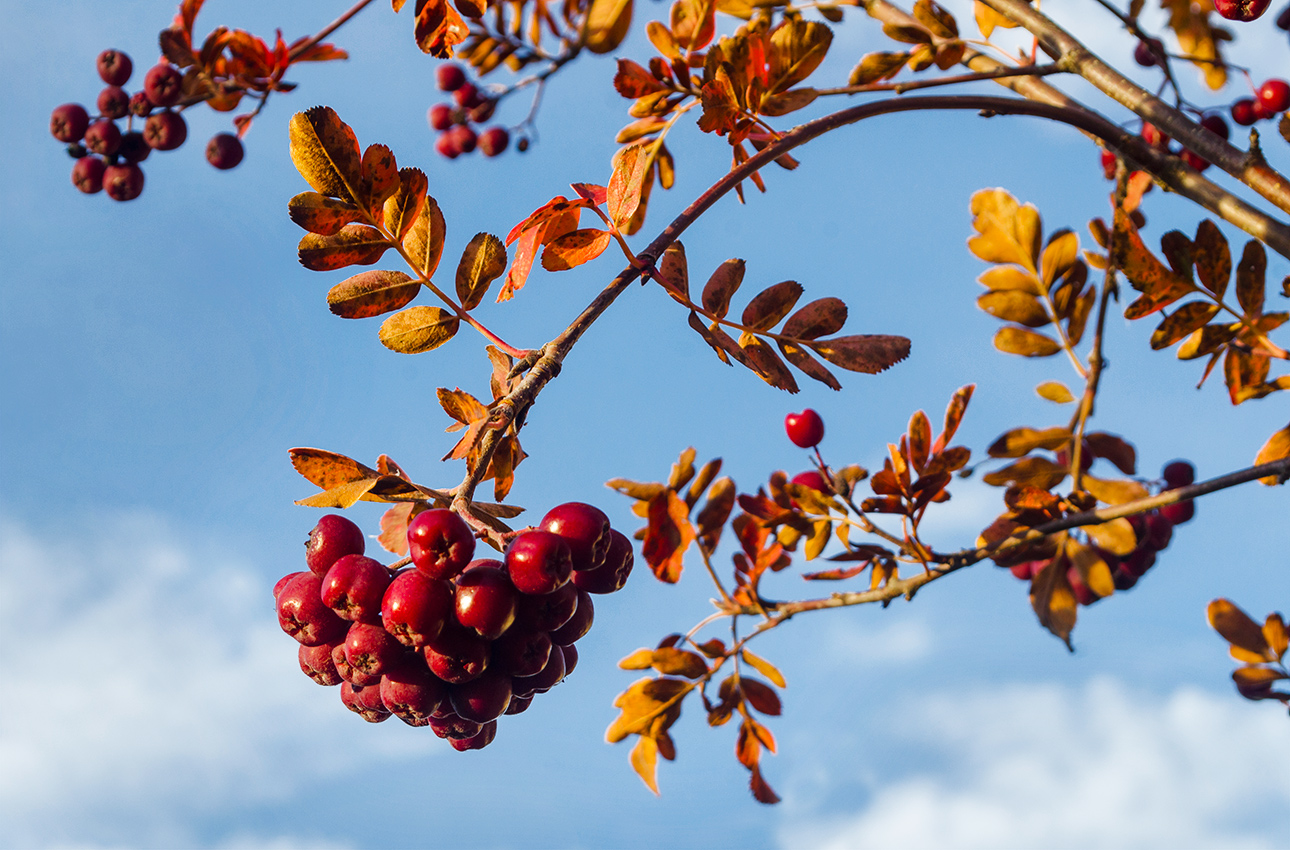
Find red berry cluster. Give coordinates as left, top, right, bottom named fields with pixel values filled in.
left=1214, top=0, right=1272, bottom=20
left=1231, top=79, right=1290, bottom=128
left=274, top=503, right=634, bottom=750
left=428, top=63, right=514, bottom=160
left=1006, top=460, right=1197, bottom=604
left=51, top=50, right=245, bottom=201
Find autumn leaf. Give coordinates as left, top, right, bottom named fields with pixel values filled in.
left=1254, top=423, right=1290, bottom=484
left=298, top=225, right=390, bottom=271
left=288, top=192, right=361, bottom=235
left=378, top=306, right=459, bottom=353
left=327, top=270, right=420, bottom=318
left=541, top=229, right=613, bottom=272
left=383, top=168, right=428, bottom=241
left=455, top=233, right=507, bottom=309
left=288, top=107, right=363, bottom=203
left=608, top=143, right=652, bottom=229
left=1031, top=558, right=1077, bottom=649
left=809, top=334, right=910, bottom=373
left=642, top=490, right=696, bottom=583
left=289, top=447, right=379, bottom=490
left=403, top=195, right=447, bottom=280
left=969, top=189, right=1041, bottom=273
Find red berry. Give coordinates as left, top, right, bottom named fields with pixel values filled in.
left=479, top=126, right=509, bottom=157
left=342, top=621, right=407, bottom=680
left=97, top=50, right=133, bottom=86
left=143, top=110, right=187, bottom=151
left=306, top=514, right=366, bottom=576
left=128, top=91, right=153, bottom=117
left=103, top=163, right=144, bottom=201
left=505, top=530, right=573, bottom=595
left=1123, top=547, right=1158, bottom=577
left=1160, top=499, right=1195, bottom=525
left=540, top=502, right=611, bottom=572
left=1258, top=79, right=1290, bottom=114
left=513, top=581, right=578, bottom=631
left=449, top=669, right=513, bottom=722
left=71, top=156, right=105, bottom=194
left=504, top=694, right=533, bottom=715
left=83, top=120, right=121, bottom=156
left=791, top=470, right=830, bottom=493
left=1133, top=39, right=1161, bottom=67
left=299, top=642, right=343, bottom=686
left=1112, top=566, right=1139, bottom=590
left=341, top=682, right=391, bottom=722
left=321, top=554, right=392, bottom=623
left=1232, top=98, right=1259, bottom=126
left=437, top=63, right=467, bottom=92
left=469, top=100, right=497, bottom=123
left=273, top=571, right=306, bottom=601
left=514, top=642, right=567, bottom=696
left=453, top=565, right=518, bottom=639
left=454, top=83, right=483, bottom=110
left=380, top=663, right=447, bottom=725
left=117, top=131, right=150, bottom=164
left=572, top=529, right=634, bottom=595
left=1200, top=113, right=1230, bottom=140
left=276, top=572, right=348, bottom=646
left=1162, top=460, right=1195, bottom=487
left=205, top=133, right=244, bottom=170
left=1145, top=512, right=1174, bottom=550
left=492, top=628, right=552, bottom=677
left=561, top=643, right=578, bottom=676
left=1067, top=565, right=1100, bottom=606
left=449, top=124, right=477, bottom=154
left=1100, top=149, right=1116, bottom=180
left=1009, top=560, right=1045, bottom=581
left=548, top=588, right=594, bottom=646
left=435, top=133, right=461, bottom=159
left=785, top=409, right=825, bottom=448
left=449, top=719, right=498, bottom=750
left=51, top=103, right=90, bottom=142
left=1214, top=0, right=1271, bottom=19
left=428, top=711, right=482, bottom=739
left=97, top=86, right=130, bottom=120
left=424, top=622, right=491, bottom=683
left=408, top=509, right=476, bottom=579
left=143, top=63, right=183, bottom=107
left=428, top=103, right=454, bottom=131
left=381, top=569, right=454, bottom=647
left=1279, top=4, right=1290, bottom=27
left=1181, top=150, right=1210, bottom=171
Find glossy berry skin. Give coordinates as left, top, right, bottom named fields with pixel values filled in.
left=1200, top=113, right=1230, bottom=140
left=341, top=682, right=390, bottom=722
left=785, top=409, right=824, bottom=448
left=144, top=110, right=187, bottom=151
left=117, top=131, right=150, bottom=164
left=51, top=104, right=90, bottom=142
left=453, top=565, right=518, bottom=639
left=1232, top=99, right=1259, bottom=126
left=343, top=621, right=406, bottom=679
left=437, top=63, right=466, bottom=92
left=428, top=103, right=454, bottom=131
left=514, top=643, right=566, bottom=696
left=540, top=502, right=611, bottom=572
left=104, top=163, right=144, bottom=201
left=514, top=581, right=578, bottom=631
left=143, top=63, right=183, bottom=107
left=71, top=156, right=105, bottom=194
left=572, top=529, right=634, bottom=595
left=448, top=124, right=477, bottom=154
left=791, top=470, right=830, bottom=494
left=273, top=571, right=306, bottom=601
left=450, top=719, right=498, bottom=751
left=1258, top=79, right=1290, bottom=114
left=206, top=133, right=244, bottom=170
left=381, top=569, right=454, bottom=647
left=492, top=627, right=552, bottom=677
left=1162, top=460, right=1195, bottom=488
left=449, top=669, right=513, bottom=722
left=424, top=622, right=491, bottom=683
left=1214, top=0, right=1272, bottom=17
left=305, top=514, right=366, bottom=576
left=321, top=554, right=391, bottom=623
left=83, top=120, right=121, bottom=156
left=97, top=50, right=133, bottom=85
left=299, top=642, right=343, bottom=686
left=380, top=663, right=447, bottom=725
left=276, top=571, right=348, bottom=646
left=408, top=509, right=476, bottom=579
left=479, top=126, right=509, bottom=157
left=506, top=530, right=573, bottom=595
left=548, top=589, right=594, bottom=646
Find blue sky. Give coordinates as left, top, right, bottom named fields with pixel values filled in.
left=2, top=1, right=1289, bottom=847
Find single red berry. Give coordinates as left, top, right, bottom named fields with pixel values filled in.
left=71, top=156, right=105, bottom=194
left=1162, top=460, right=1195, bottom=488
left=1141, top=122, right=1170, bottom=149
left=454, top=83, right=483, bottom=110
left=449, top=124, right=477, bottom=154
left=117, top=131, right=150, bottom=164
left=1160, top=499, right=1195, bottom=525
left=128, top=91, right=153, bottom=117
left=1278, top=4, right=1290, bottom=27
left=784, top=409, right=825, bottom=448
left=505, top=530, right=573, bottom=595
left=299, top=642, right=343, bottom=686
left=103, top=163, right=144, bottom=201
left=791, top=470, right=830, bottom=494
left=1009, top=560, right=1045, bottom=581
left=428, top=103, right=454, bottom=131
left=1200, top=113, right=1230, bottom=140
left=83, top=119, right=121, bottom=156
left=540, top=502, right=611, bottom=572
left=1181, top=150, right=1210, bottom=171
left=561, top=643, right=578, bottom=676
left=381, top=569, right=454, bottom=647
left=143, top=63, right=183, bottom=107
left=423, top=622, right=491, bottom=683
left=492, top=628, right=552, bottom=677
left=1123, top=546, right=1158, bottom=577
left=504, top=694, right=533, bottom=715
left=571, top=528, right=634, bottom=595
left=408, top=509, right=476, bottom=580
left=513, top=580, right=578, bottom=632
left=276, top=572, right=348, bottom=646
left=331, top=642, right=379, bottom=686
left=449, top=669, right=513, bottom=722
left=273, top=571, right=306, bottom=601
left=1144, top=512, right=1174, bottom=550
left=514, top=642, right=567, bottom=696
left=143, top=110, right=187, bottom=151
left=97, top=50, right=133, bottom=86
left=305, top=514, right=366, bottom=576
left=205, top=133, right=244, bottom=170
left=548, top=588, right=593, bottom=646
left=450, top=719, right=498, bottom=751
left=97, top=86, right=130, bottom=120
left=380, top=663, right=447, bottom=725
left=1214, top=0, right=1271, bottom=19
left=50, top=103, right=91, bottom=142
left=321, top=554, right=392, bottom=623
left=1232, top=98, right=1259, bottom=126
left=1258, top=79, right=1290, bottom=114
left=479, top=126, right=509, bottom=157
left=453, top=565, right=519, bottom=639
left=1133, top=39, right=1161, bottom=67
left=341, top=682, right=391, bottom=722
left=342, top=621, right=407, bottom=680
left=437, top=63, right=467, bottom=92
left=435, top=133, right=461, bottom=159
left=428, top=711, right=482, bottom=740
left=1100, top=149, right=1116, bottom=180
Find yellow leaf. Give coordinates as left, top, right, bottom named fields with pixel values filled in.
left=1208, top=599, right=1273, bottom=660
left=742, top=649, right=787, bottom=688
left=377, top=306, right=459, bottom=354
left=994, top=327, right=1061, bottom=357
left=1085, top=518, right=1137, bottom=556
left=969, top=188, right=1041, bottom=273
left=1037, top=381, right=1076, bottom=404
left=630, top=735, right=660, bottom=794
left=288, top=106, right=363, bottom=203
left=1082, top=475, right=1149, bottom=505
left=1254, top=423, right=1290, bottom=485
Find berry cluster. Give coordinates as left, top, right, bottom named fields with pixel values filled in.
left=1230, top=78, right=1290, bottom=127
left=51, top=50, right=244, bottom=201
left=1215, top=0, right=1272, bottom=21
left=427, top=63, right=515, bottom=160
left=274, top=503, right=634, bottom=750
left=1006, top=460, right=1197, bottom=603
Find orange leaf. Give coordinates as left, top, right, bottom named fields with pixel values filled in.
left=630, top=735, right=661, bottom=795
left=1208, top=598, right=1273, bottom=660
left=327, top=270, right=420, bottom=319
left=808, top=334, right=910, bottom=373
left=608, top=143, right=653, bottom=229
left=288, top=192, right=361, bottom=235
left=642, top=490, right=696, bottom=583
left=414, top=0, right=469, bottom=57
left=1254, top=423, right=1290, bottom=484
left=782, top=297, right=847, bottom=340
left=289, top=448, right=379, bottom=490
left=541, top=228, right=612, bottom=272
left=288, top=106, right=363, bottom=203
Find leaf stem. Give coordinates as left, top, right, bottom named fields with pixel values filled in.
left=289, top=0, right=377, bottom=60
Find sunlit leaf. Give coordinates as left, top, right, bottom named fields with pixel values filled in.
left=608, top=142, right=652, bottom=228
left=1208, top=599, right=1274, bottom=659
left=1151, top=302, right=1220, bottom=349
left=767, top=18, right=832, bottom=92
left=993, top=327, right=1060, bottom=357
left=987, top=426, right=1072, bottom=458
left=378, top=305, right=460, bottom=353
left=1082, top=475, right=1149, bottom=505
left=969, top=189, right=1041, bottom=273
left=289, top=447, right=379, bottom=490
left=383, top=168, right=428, bottom=242
left=327, top=270, right=420, bottom=318
left=1036, top=381, right=1075, bottom=403
left=586, top=0, right=634, bottom=54
left=630, top=736, right=660, bottom=795
left=809, top=335, right=910, bottom=373
left=288, top=192, right=361, bottom=235
left=1254, top=423, right=1290, bottom=485
left=739, top=332, right=799, bottom=392
left=298, top=225, right=390, bottom=271
left=702, top=259, right=745, bottom=318
left=288, top=107, right=363, bottom=203
left=403, top=195, right=447, bottom=280
left=1031, top=558, right=1076, bottom=649
left=977, top=291, right=1050, bottom=327
left=1085, top=517, right=1138, bottom=556
left=541, top=228, right=612, bottom=272
left=742, top=281, right=803, bottom=331
left=456, top=232, right=507, bottom=310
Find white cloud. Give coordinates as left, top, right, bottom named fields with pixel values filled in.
left=0, top=513, right=437, bottom=848
left=779, top=678, right=1290, bottom=850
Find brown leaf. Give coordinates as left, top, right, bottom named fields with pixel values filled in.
left=1116, top=210, right=1195, bottom=319
left=1236, top=240, right=1267, bottom=317
left=1208, top=599, right=1273, bottom=660
left=1151, top=302, right=1220, bottom=350
left=651, top=647, right=709, bottom=678
left=1069, top=539, right=1115, bottom=598
left=913, top=0, right=958, bottom=37
left=809, top=335, right=910, bottom=373
left=608, top=142, right=652, bottom=228
left=742, top=281, right=803, bottom=330
left=1254, top=423, right=1290, bottom=484
left=1084, top=432, right=1136, bottom=475
left=360, top=143, right=399, bottom=218
left=642, top=490, right=696, bottom=583
left=1192, top=220, right=1230, bottom=300
left=288, top=192, right=361, bottom=235
left=739, top=332, right=800, bottom=392
left=540, top=228, right=612, bottom=273
left=606, top=676, right=692, bottom=743
left=849, top=51, right=908, bottom=86
left=298, top=225, right=390, bottom=271
left=778, top=341, right=841, bottom=390
left=1265, top=614, right=1289, bottom=660
left=383, top=168, right=428, bottom=242
left=994, top=327, right=1061, bottom=357
left=935, top=384, right=974, bottom=452
left=1031, top=558, right=1077, bottom=649
left=288, top=106, right=363, bottom=202
left=782, top=297, right=847, bottom=340
left=987, top=426, right=1071, bottom=459
left=455, top=232, right=507, bottom=310
left=657, top=242, right=689, bottom=303
left=378, top=306, right=460, bottom=354
left=289, top=447, right=379, bottom=490
left=327, top=270, right=420, bottom=318
left=702, top=258, right=745, bottom=318
left=969, top=189, right=1041, bottom=273
left=671, top=0, right=716, bottom=49
left=741, top=678, right=782, bottom=716
left=1041, top=230, right=1079, bottom=290
left=696, top=476, right=735, bottom=550
left=1177, top=322, right=1238, bottom=360
left=749, top=764, right=781, bottom=804
left=982, top=456, right=1065, bottom=490
left=403, top=195, right=447, bottom=280
left=760, top=88, right=818, bottom=117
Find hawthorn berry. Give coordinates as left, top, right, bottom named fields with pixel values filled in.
left=1279, top=4, right=1290, bottom=27
left=469, top=99, right=496, bottom=123
left=103, top=163, right=144, bottom=201
left=479, top=126, right=509, bottom=157
left=492, top=628, right=552, bottom=677
left=561, top=644, right=578, bottom=676
left=128, top=91, right=153, bottom=118
left=515, top=642, right=566, bottom=695
left=71, top=156, right=105, bottom=194
left=117, top=131, right=150, bottom=164
left=506, top=530, right=573, bottom=595
left=504, top=694, right=533, bottom=715
left=1160, top=499, right=1195, bottom=525
left=453, top=83, right=483, bottom=110
left=453, top=564, right=519, bottom=639
left=1200, top=113, right=1230, bottom=140
left=380, top=663, right=447, bottom=725
left=573, top=528, right=635, bottom=594
left=83, top=120, right=121, bottom=156
left=276, top=571, right=348, bottom=646
left=540, top=502, right=611, bottom=572
left=428, top=103, right=454, bottom=131
left=331, top=641, right=379, bottom=686
left=206, top=133, right=244, bottom=170
left=1258, top=79, right=1290, bottom=114
left=382, top=569, right=454, bottom=646
left=1141, top=122, right=1169, bottom=149
left=273, top=571, right=306, bottom=601
left=1232, top=98, right=1260, bottom=126
left=96, top=86, right=130, bottom=120
left=513, top=580, right=578, bottom=631
left=1214, top=0, right=1271, bottom=19
left=1133, top=39, right=1162, bottom=67
left=306, top=514, right=366, bottom=576
left=792, top=470, right=830, bottom=494
left=448, top=124, right=477, bottom=154
left=322, top=554, right=392, bottom=623
left=449, top=669, right=513, bottom=722
left=1162, top=460, right=1195, bottom=488
left=435, top=133, right=461, bottom=159
left=343, top=621, right=407, bottom=679
left=408, top=509, right=476, bottom=579
left=424, top=622, right=491, bottom=683
left=1181, top=151, right=1210, bottom=172
left=437, top=63, right=467, bottom=92
left=785, top=409, right=825, bottom=448
left=97, top=50, right=133, bottom=86
left=548, top=588, right=594, bottom=646
left=143, top=63, right=183, bottom=107
left=143, top=110, right=187, bottom=151
left=299, top=642, right=343, bottom=686
left=341, top=682, right=391, bottom=722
